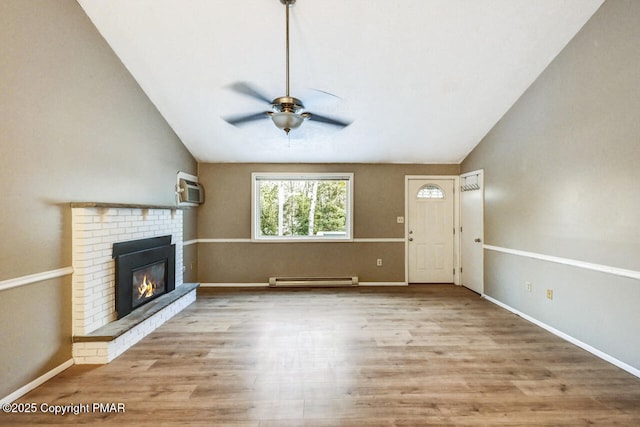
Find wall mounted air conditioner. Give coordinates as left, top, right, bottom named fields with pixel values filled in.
left=176, top=172, right=204, bottom=205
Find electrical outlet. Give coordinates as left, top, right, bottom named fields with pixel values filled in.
left=397, top=216, right=404, bottom=224
left=526, top=281, right=532, bottom=292
left=376, top=258, right=383, bottom=267
left=546, top=289, right=553, bottom=300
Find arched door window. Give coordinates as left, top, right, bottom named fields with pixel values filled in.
left=416, top=184, right=445, bottom=199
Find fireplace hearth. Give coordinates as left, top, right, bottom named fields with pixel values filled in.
left=113, top=236, right=176, bottom=319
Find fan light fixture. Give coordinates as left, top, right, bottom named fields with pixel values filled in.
left=223, top=0, right=352, bottom=134
left=271, top=111, right=304, bottom=132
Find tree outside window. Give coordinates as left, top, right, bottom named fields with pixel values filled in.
left=252, top=173, right=353, bottom=241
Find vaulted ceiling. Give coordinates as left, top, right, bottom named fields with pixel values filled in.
left=78, top=0, right=603, bottom=164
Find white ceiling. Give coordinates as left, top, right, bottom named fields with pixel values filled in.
left=78, top=0, right=603, bottom=164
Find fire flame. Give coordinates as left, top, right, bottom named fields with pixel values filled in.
left=137, top=275, right=157, bottom=299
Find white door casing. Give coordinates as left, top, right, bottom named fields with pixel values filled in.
left=460, top=170, right=484, bottom=294
left=407, top=178, right=455, bottom=283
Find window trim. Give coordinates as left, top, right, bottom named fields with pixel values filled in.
left=251, top=172, right=354, bottom=242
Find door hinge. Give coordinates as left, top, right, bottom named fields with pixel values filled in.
left=460, top=267, right=463, bottom=273
left=453, top=268, right=456, bottom=275
left=453, top=227, right=455, bottom=235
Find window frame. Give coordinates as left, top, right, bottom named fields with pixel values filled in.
left=251, top=172, right=354, bottom=242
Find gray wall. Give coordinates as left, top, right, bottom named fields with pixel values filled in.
left=197, top=163, right=459, bottom=283
left=0, top=0, right=196, bottom=398
left=462, top=0, right=640, bottom=370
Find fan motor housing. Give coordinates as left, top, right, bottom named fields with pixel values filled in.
left=272, top=96, right=304, bottom=113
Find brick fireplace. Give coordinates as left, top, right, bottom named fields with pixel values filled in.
left=71, top=203, right=196, bottom=364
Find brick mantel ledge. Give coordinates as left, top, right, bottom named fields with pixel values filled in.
left=70, top=202, right=188, bottom=210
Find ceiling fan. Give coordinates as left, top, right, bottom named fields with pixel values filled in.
left=224, top=0, right=352, bottom=135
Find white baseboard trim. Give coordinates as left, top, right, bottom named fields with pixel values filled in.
left=482, top=294, right=640, bottom=379
left=484, top=244, right=640, bottom=281
left=199, top=282, right=269, bottom=287
left=199, top=282, right=407, bottom=288
left=359, top=282, right=407, bottom=286
left=1, top=359, right=74, bottom=405
left=0, top=266, right=74, bottom=293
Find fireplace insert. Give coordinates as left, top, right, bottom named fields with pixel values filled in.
left=112, top=236, right=176, bottom=319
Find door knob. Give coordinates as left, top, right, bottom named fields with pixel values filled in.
left=474, top=238, right=482, bottom=243
left=409, top=237, right=413, bottom=242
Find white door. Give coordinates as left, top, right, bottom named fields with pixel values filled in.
left=408, top=179, right=455, bottom=283
left=461, top=171, right=484, bottom=294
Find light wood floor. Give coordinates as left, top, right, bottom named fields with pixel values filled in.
left=5, top=285, right=640, bottom=426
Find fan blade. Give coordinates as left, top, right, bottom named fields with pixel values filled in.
left=227, top=82, right=272, bottom=104
left=224, top=112, right=270, bottom=126
left=309, top=88, right=343, bottom=100
left=306, top=113, right=352, bottom=128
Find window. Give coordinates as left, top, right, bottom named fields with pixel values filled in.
left=417, top=184, right=445, bottom=199
left=252, top=173, right=353, bottom=241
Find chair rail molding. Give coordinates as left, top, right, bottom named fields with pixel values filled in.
left=0, top=267, right=74, bottom=293
left=484, top=245, right=640, bottom=281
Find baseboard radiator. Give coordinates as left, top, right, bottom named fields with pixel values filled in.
left=268, top=276, right=359, bottom=288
